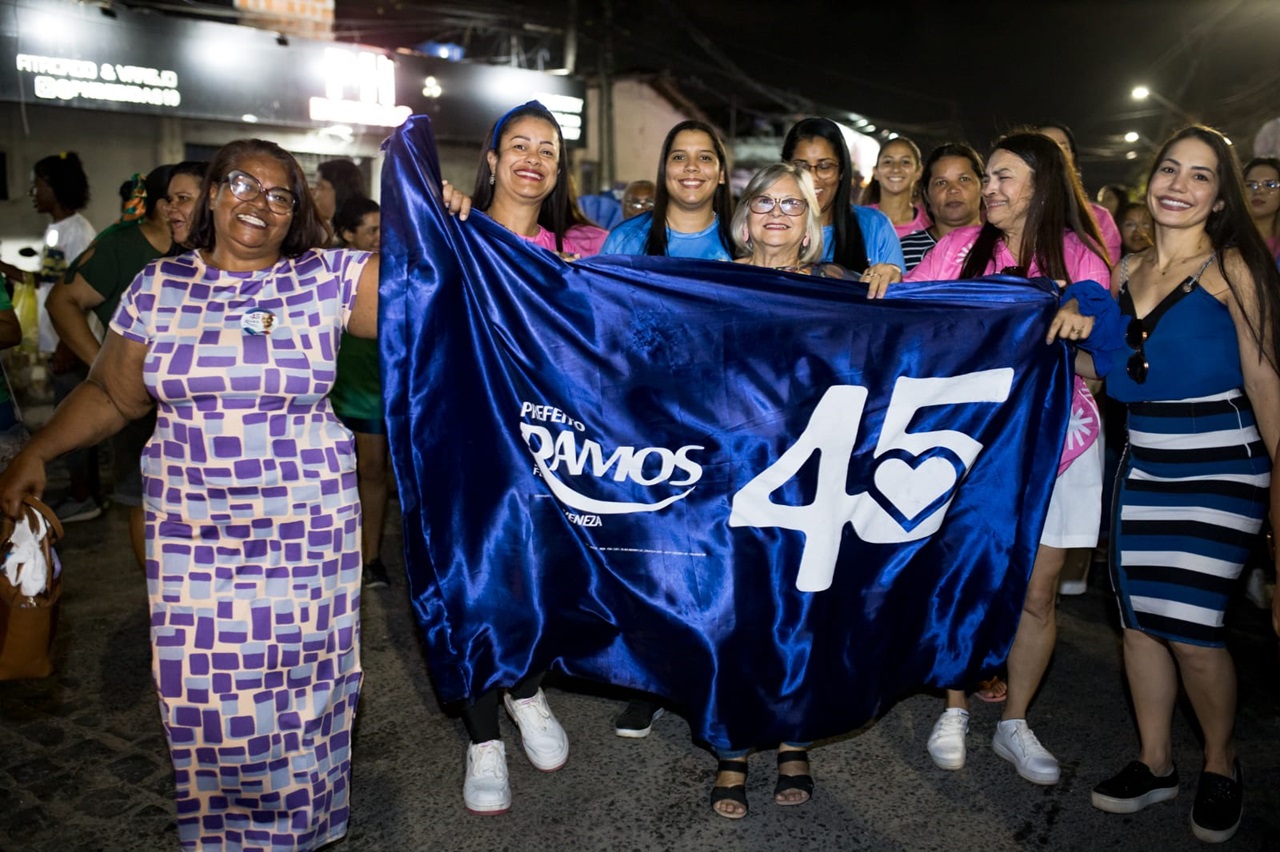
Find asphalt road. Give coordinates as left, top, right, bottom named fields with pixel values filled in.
left=2, top=501, right=1278, bottom=851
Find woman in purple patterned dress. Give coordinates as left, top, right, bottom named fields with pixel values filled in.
left=0, top=138, right=467, bottom=850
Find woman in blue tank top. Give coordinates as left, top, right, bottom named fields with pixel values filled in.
left=1079, top=126, right=1280, bottom=843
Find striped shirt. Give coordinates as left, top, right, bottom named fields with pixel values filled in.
left=899, top=228, right=937, bottom=273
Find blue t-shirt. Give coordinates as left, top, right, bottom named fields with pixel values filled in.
left=821, top=206, right=905, bottom=269
left=602, top=212, right=732, bottom=261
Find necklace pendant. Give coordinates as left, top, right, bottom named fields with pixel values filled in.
left=1181, top=279, right=1193, bottom=293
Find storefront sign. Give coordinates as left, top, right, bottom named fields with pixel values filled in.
left=0, top=0, right=586, bottom=143
left=17, top=53, right=181, bottom=107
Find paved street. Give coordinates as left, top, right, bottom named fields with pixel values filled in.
left=2, top=500, right=1278, bottom=851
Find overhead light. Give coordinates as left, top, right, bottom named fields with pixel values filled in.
left=1125, top=150, right=1138, bottom=160
left=241, top=113, right=259, bottom=123
left=1124, top=131, right=1140, bottom=143
left=1131, top=86, right=1150, bottom=100
left=864, top=124, right=876, bottom=133
left=418, top=41, right=464, bottom=62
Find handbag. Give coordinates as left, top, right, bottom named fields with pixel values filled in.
left=0, top=496, right=64, bottom=680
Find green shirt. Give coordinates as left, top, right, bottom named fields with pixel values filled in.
left=68, top=223, right=166, bottom=327
left=328, top=334, right=383, bottom=421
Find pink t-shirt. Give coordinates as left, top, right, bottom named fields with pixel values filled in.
left=869, top=203, right=932, bottom=239
left=905, top=224, right=1110, bottom=474
left=524, top=224, right=608, bottom=258
left=906, top=225, right=1110, bottom=285
left=1091, top=203, right=1122, bottom=267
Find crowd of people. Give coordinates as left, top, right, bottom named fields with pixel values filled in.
left=0, top=99, right=1277, bottom=850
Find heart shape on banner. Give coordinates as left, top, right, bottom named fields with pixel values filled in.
left=868, top=449, right=967, bottom=531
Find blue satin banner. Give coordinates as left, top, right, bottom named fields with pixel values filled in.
left=380, top=116, right=1071, bottom=750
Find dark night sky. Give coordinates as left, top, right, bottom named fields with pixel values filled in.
left=335, top=0, right=1280, bottom=188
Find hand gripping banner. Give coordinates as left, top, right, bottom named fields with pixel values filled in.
left=380, top=115, right=1071, bottom=750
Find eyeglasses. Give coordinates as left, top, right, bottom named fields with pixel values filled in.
left=1126, top=317, right=1150, bottom=383
left=222, top=170, right=297, bottom=214
left=791, top=159, right=839, bottom=178
left=1245, top=179, right=1280, bottom=193
left=748, top=195, right=808, bottom=216
left=624, top=197, right=655, bottom=211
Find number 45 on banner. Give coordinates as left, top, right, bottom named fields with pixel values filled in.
left=729, top=369, right=1013, bottom=592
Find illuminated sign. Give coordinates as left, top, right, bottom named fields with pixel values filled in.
left=309, top=47, right=411, bottom=128
left=15, top=53, right=181, bottom=107
left=534, top=91, right=584, bottom=141
left=1, top=0, right=585, bottom=140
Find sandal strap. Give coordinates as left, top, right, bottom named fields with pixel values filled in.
left=774, top=773, right=815, bottom=795
left=776, top=751, right=809, bottom=766
left=716, top=758, right=749, bottom=773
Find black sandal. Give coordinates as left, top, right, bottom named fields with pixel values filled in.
left=710, top=758, right=749, bottom=819
left=774, top=750, right=814, bottom=806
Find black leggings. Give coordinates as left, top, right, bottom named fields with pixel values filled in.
left=460, top=672, right=545, bottom=744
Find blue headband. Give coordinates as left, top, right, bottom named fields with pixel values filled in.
left=491, top=100, right=556, bottom=149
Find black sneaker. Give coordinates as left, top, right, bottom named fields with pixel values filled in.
left=1091, top=761, right=1179, bottom=814
left=614, top=700, right=664, bottom=738
left=362, top=558, right=390, bottom=588
left=1191, top=763, right=1243, bottom=843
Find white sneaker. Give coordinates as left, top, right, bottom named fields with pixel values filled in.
left=463, top=740, right=511, bottom=815
left=503, top=689, right=569, bottom=771
left=992, top=719, right=1060, bottom=785
left=927, top=708, right=969, bottom=770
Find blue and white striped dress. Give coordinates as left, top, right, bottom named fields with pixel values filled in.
left=1105, top=263, right=1270, bottom=646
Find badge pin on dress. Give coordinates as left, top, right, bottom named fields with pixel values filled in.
left=241, top=309, right=278, bottom=335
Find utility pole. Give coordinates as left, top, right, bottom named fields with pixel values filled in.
left=599, top=0, right=615, bottom=191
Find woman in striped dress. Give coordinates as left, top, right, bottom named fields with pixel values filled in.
left=1084, top=126, right=1280, bottom=844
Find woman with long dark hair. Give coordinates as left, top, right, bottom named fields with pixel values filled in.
left=781, top=118, right=903, bottom=297
left=163, top=160, right=210, bottom=249
left=471, top=101, right=606, bottom=259
left=312, top=158, right=367, bottom=243
left=908, top=132, right=1109, bottom=787
left=603, top=119, right=734, bottom=739
left=601, top=119, right=734, bottom=260
left=863, top=135, right=931, bottom=238
left=1083, top=126, right=1280, bottom=844
left=459, top=101, right=606, bottom=817
left=1036, top=121, right=1121, bottom=265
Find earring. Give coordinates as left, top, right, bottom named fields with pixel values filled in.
left=489, top=174, right=495, bottom=186
left=802, top=235, right=810, bottom=248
